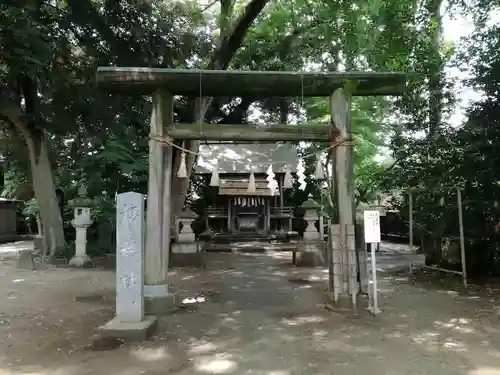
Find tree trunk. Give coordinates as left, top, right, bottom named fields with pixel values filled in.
left=169, top=0, right=270, bottom=218
left=25, top=130, right=66, bottom=259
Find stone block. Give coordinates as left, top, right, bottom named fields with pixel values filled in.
left=17, top=250, right=35, bottom=270
left=99, top=316, right=157, bottom=341
left=296, top=251, right=325, bottom=267
left=296, top=240, right=326, bottom=267
left=145, top=293, right=178, bottom=315
left=171, top=242, right=204, bottom=267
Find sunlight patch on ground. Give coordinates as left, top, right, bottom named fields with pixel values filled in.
left=182, top=296, right=207, bottom=304
left=188, top=342, right=219, bottom=355
left=437, top=290, right=460, bottom=297
left=412, top=331, right=469, bottom=352
left=443, top=339, right=468, bottom=352
left=469, top=367, right=500, bottom=375
left=281, top=315, right=325, bottom=326
left=0, top=366, right=77, bottom=375
left=131, top=346, right=171, bottom=361
left=194, top=354, right=238, bottom=374
left=433, top=318, right=475, bottom=334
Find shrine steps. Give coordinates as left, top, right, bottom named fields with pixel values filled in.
left=203, top=241, right=297, bottom=253
left=200, top=231, right=299, bottom=253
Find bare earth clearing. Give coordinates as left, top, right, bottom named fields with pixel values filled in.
left=1, top=242, right=500, bottom=375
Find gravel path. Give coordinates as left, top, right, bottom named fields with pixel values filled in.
left=0, top=246, right=499, bottom=375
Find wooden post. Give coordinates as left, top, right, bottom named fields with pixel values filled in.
left=266, top=198, right=271, bottom=233
left=330, top=88, right=357, bottom=299
left=279, top=175, right=284, bottom=209
left=227, top=198, right=232, bottom=234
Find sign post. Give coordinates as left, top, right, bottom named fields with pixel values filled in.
left=364, top=210, right=381, bottom=316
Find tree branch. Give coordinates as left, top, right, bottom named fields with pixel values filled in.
left=209, top=0, right=271, bottom=69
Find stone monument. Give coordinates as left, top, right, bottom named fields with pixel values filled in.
left=100, top=191, right=157, bottom=340
left=69, top=185, right=94, bottom=267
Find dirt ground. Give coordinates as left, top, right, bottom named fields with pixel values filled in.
left=1, top=244, right=500, bottom=375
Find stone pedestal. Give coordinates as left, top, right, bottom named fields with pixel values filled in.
left=69, top=225, right=93, bottom=267
left=296, top=196, right=326, bottom=267
left=100, top=192, right=157, bottom=341
left=17, top=249, right=35, bottom=270
left=171, top=209, right=204, bottom=267
left=68, top=186, right=94, bottom=268
left=297, top=240, right=326, bottom=267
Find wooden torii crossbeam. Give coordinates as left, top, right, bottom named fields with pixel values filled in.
left=96, top=68, right=406, bottom=142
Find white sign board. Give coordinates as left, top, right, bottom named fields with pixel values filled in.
left=364, top=210, right=381, bottom=244
left=368, top=205, right=387, bottom=217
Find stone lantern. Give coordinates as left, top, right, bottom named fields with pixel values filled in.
left=296, top=194, right=324, bottom=267
left=69, top=185, right=94, bottom=267
left=301, top=194, right=320, bottom=240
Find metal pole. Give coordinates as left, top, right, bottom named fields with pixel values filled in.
left=409, top=192, right=414, bottom=273
left=370, top=242, right=380, bottom=316
left=457, top=188, right=467, bottom=287
left=367, top=242, right=372, bottom=310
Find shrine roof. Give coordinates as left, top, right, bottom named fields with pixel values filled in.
left=96, top=68, right=406, bottom=97
left=195, top=143, right=297, bottom=174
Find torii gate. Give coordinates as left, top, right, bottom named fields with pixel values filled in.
left=96, top=68, right=406, bottom=313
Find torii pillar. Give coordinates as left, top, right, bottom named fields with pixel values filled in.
left=329, top=88, right=366, bottom=306
left=144, top=89, right=176, bottom=314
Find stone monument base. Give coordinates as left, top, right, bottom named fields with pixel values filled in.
left=99, top=316, right=157, bottom=341
left=145, top=284, right=178, bottom=315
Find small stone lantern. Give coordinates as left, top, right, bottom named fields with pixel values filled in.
left=178, top=208, right=197, bottom=242
left=68, top=185, right=94, bottom=267
left=301, top=194, right=320, bottom=240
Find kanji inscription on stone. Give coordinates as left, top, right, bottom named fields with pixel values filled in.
left=116, top=192, right=145, bottom=323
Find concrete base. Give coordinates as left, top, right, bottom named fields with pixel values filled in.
left=325, top=293, right=367, bottom=313
left=170, top=251, right=205, bottom=268
left=17, top=250, right=35, bottom=270
left=144, top=286, right=178, bottom=315
left=99, top=316, right=157, bottom=341
left=69, top=254, right=93, bottom=268
left=296, top=251, right=326, bottom=267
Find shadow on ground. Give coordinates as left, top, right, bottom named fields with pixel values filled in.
left=0, top=251, right=500, bottom=375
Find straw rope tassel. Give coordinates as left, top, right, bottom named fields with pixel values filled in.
left=247, top=171, right=256, bottom=193
left=210, top=161, right=219, bottom=187
left=283, top=165, right=293, bottom=189
left=177, top=142, right=188, bottom=178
